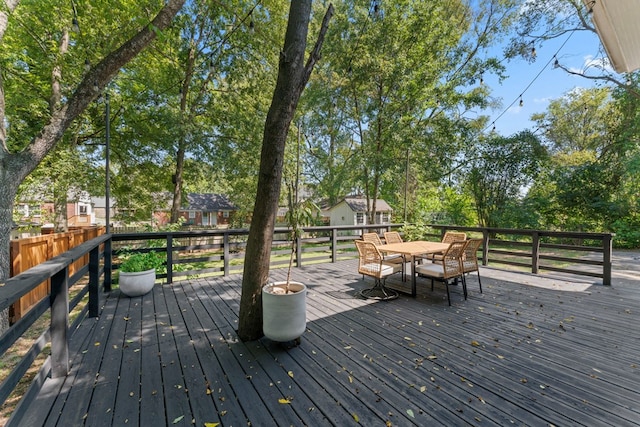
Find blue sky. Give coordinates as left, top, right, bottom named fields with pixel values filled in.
left=478, top=29, right=610, bottom=136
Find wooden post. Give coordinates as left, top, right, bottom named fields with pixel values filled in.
left=50, top=267, right=69, bottom=378
left=89, top=246, right=100, bottom=317
left=104, top=238, right=112, bottom=292
left=331, top=227, right=337, bottom=263
left=482, top=229, right=489, bottom=266
left=223, top=232, right=230, bottom=276
left=296, top=234, right=302, bottom=268
left=532, top=232, right=540, bottom=274
left=166, top=234, right=173, bottom=284
left=603, top=233, right=613, bottom=286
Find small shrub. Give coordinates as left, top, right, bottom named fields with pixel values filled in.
left=119, top=251, right=164, bottom=272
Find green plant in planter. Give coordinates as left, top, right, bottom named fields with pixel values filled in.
left=119, top=251, right=164, bottom=273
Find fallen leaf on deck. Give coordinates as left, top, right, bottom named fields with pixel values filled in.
left=204, top=423, right=220, bottom=427
left=420, top=386, right=426, bottom=392
left=344, top=346, right=352, bottom=349
left=427, top=355, right=437, bottom=360
left=352, top=413, right=359, bottom=422
left=123, top=317, right=130, bottom=321
left=348, top=375, right=353, bottom=383
left=94, top=342, right=100, bottom=346
left=288, top=371, right=294, bottom=378
left=404, top=337, right=412, bottom=341
left=278, top=398, right=291, bottom=404
left=206, top=388, right=212, bottom=395
left=172, top=415, right=184, bottom=424
left=497, top=355, right=505, bottom=359
left=406, top=409, right=415, bottom=418
left=527, top=322, right=535, bottom=329
left=471, top=340, right=480, bottom=347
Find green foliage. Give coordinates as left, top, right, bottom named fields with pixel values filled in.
left=119, top=251, right=165, bottom=273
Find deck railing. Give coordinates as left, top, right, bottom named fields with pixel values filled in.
left=0, top=224, right=613, bottom=424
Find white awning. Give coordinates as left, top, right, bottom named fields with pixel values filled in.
left=586, top=0, right=640, bottom=73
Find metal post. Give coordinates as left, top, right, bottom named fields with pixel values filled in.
left=105, top=93, right=111, bottom=234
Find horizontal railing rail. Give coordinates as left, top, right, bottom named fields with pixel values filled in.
left=0, top=223, right=614, bottom=424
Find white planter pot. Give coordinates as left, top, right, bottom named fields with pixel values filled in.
left=262, top=281, right=307, bottom=343
left=119, top=268, right=156, bottom=297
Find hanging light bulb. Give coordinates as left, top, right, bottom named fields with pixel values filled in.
left=84, top=58, right=90, bottom=72
left=554, top=57, right=560, bottom=68
left=531, top=46, right=537, bottom=58
left=519, top=95, right=524, bottom=107
left=249, top=19, right=255, bottom=33
left=479, top=74, right=484, bottom=86
left=72, top=17, right=80, bottom=32
left=492, top=123, right=496, bottom=132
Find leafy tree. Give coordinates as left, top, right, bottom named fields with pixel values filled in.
left=465, top=130, right=547, bottom=228
left=301, top=0, right=518, bottom=222
left=0, top=0, right=186, bottom=300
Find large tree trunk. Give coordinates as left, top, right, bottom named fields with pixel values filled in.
left=237, top=1, right=333, bottom=342
left=0, top=0, right=185, bottom=290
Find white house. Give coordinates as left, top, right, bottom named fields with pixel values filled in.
left=327, top=196, right=393, bottom=227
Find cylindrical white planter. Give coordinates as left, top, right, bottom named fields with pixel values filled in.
left=119, top=268, right=156, bottom=297
left=262, top=281, right=307, bottom=342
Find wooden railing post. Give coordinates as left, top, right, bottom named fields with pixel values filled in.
left=166, top=234, right=174, bottom=284
left=532, top=232, right=540, bottom=274
left=89, top=246, right=100, bottom=318
left=50, top=267, right=69, bottom=378
left=481, top=229, right=489, bottom=266
left=223, top=232, right=230, bottom=276
left=331, top=227, right=337, bottom=263
left=603, top=233, right=613, bottom=286
left=296, top=234, right=302, bottom=267
left=104, top=238, right=112, bottom=292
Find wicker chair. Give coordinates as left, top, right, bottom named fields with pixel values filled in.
left=362, top=232, right=406, bottom=281
left=354, top=240, right=400, bottom=300
left=414, top=240, right=467, bottom=305
left=430, top=231, right=468, bottom=262
left=461, top=238, right=483, bottom=294
left=383, top=231, right=403, bottom=244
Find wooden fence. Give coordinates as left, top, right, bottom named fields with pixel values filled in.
left=9, top=226, right=104, bottom=323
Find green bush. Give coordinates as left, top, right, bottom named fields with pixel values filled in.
left=119, top=251, right=165, bottom=272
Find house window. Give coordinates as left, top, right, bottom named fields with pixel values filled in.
left=188, top=211, right=196, bottom=219
left=356, top=212, right=365, bottom=225
left=382, top=212, right=390, bottom=223
left=223, top=211, right=229, bottom=218
left=79, top=205, right=88, bottom=215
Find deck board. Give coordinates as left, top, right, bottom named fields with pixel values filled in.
left=10, top=259, right=640, bottom=426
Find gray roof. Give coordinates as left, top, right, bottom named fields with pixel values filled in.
left=185, top=193, right=236, bottom=211
left=343, top=197, right=392, bottom=213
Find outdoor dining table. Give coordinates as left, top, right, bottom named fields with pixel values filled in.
left=377, top=240, right=451, bottom=297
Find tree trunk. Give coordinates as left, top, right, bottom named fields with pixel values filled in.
left=237, top=1, right=333, bottom=342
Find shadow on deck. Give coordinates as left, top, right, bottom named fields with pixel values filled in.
left=12, top=260, right=640, bottom=426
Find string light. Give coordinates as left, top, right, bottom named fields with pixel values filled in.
left=72, top=17, right=80, bottom=32
left=84, top=59, right=90, bottom=72
left=483, top=31, right=575, bottom=133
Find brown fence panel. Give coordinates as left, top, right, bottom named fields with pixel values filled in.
left=9, top=226, right=103, bottom=323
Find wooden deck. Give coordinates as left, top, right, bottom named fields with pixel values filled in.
left=13, top=258, right=640, bottom=426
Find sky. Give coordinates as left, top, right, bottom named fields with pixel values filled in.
left=478, top=29, right=613, bottom=137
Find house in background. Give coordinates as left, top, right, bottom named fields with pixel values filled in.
left=327, top=196, right=393, bottom=227
left=164, top=193, right=237, bottom=227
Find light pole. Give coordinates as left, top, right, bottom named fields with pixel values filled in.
left=105, top=93, right=110, bottom=233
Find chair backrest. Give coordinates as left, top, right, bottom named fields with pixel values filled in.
left=383, top=231, right=403, bottom=244
left=442, top=231, right=467, bottom=244
left=440, top=240, right=467, bottom=279
left=355, top=240, right=383, bottom=278
left=362, top=232, right=383, bottom=246
left=462, top=238, right=482, bottom=272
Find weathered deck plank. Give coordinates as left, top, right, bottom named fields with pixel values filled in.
left=10, top=259, right=640, bottom=426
